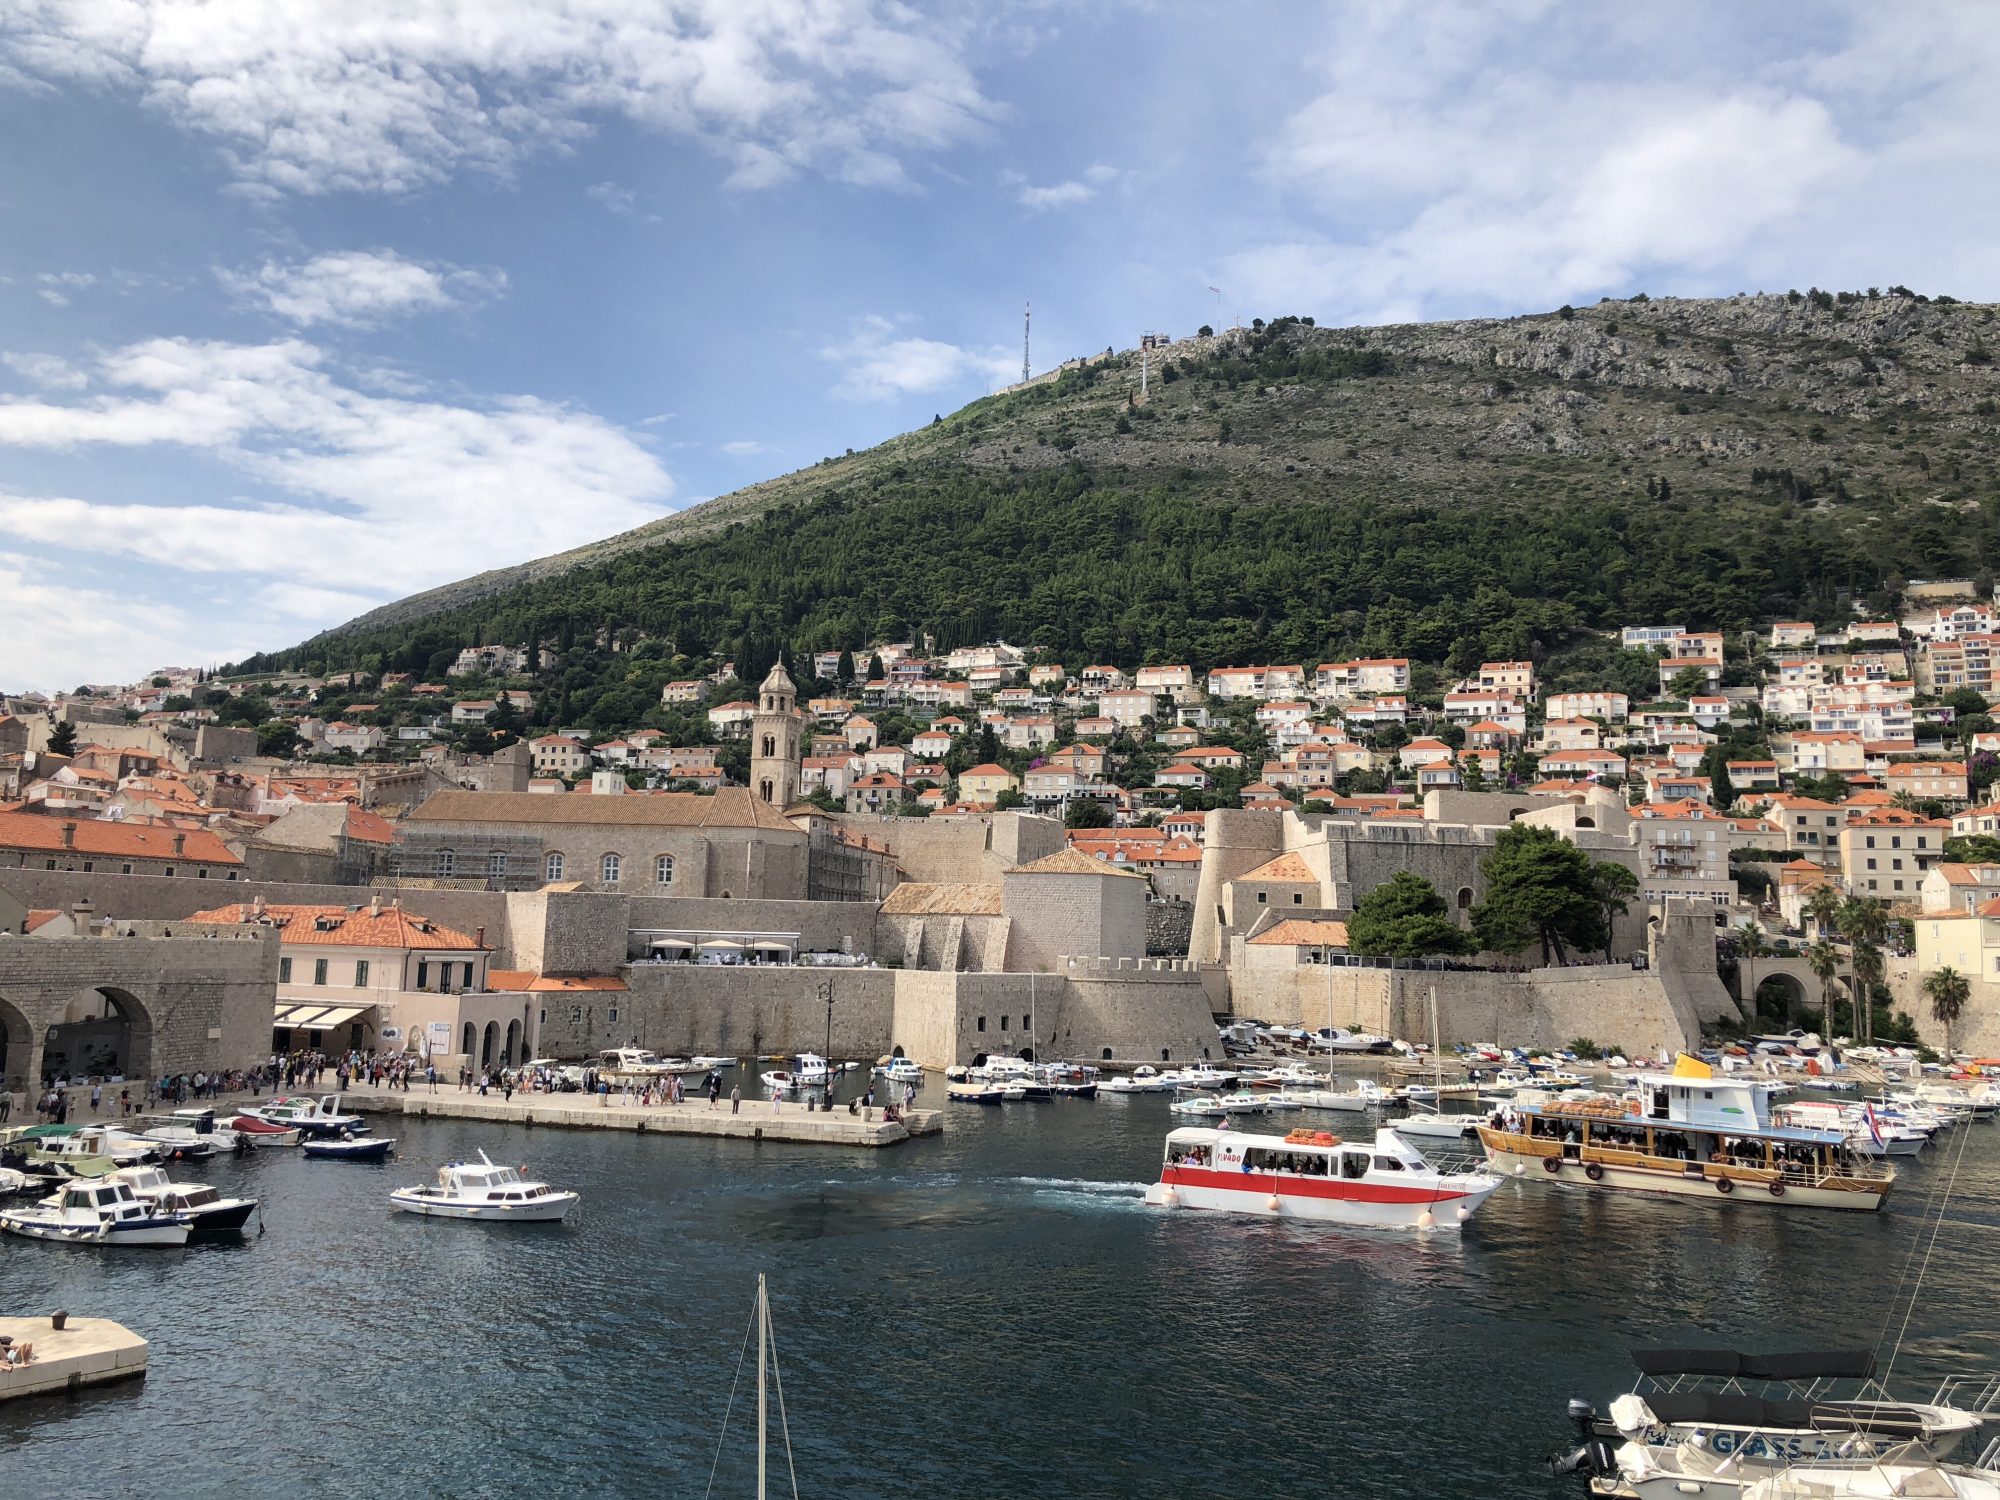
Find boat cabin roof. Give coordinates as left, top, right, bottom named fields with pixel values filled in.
left=1633, top=1347, right=1876, bottom=1381
left=442, top=1161, right=523, bottom=1185
left=1518, top=1099, right=1846, bottom=1146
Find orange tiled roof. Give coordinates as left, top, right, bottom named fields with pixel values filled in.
left=189, top=901, right=486, bottom=950
left=485, top=971, right=627, bottom=992
left=0, top=809, right=240, bottom=864
left=1237, top=852, right=1318, bottom=883
left=1247, top=919, right=1349, bottom=947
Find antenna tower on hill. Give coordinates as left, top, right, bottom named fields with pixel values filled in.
left=1023, top=302, right=1031, bottom=385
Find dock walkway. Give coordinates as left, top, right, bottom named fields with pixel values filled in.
left=0, top=1316, right=148, bottom=1403
left=200, top=1085, right=943, bottom=1148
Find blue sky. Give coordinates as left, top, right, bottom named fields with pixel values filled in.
left=2, top=1, right=1998, bottom=692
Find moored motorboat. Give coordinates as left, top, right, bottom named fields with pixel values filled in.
left=1157, top=1062, right=1238, bottom=1090
left=1277, top=1079, right=1397, bottom=1113
left=303, top=1134, right=396, bottom=1162
left=1101, top=1066, right=1172, bottom=1095
left=946, top=1082, right=1006, bottom=1104
left=240, top=1095, right=367, bottom=1139
left=1144, top=1125, right=1498, bottom=1229
left=229, top=1114, right=303, bottom=1147
left=110, top=1165, right=258, bottom=1235
left=0, top=1177, right=190, bottom=1246
left=761, top=1052, right=832, bottom=1092
left=389, top=1151, right=577, bottom=1222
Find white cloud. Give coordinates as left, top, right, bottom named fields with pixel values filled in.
left=1010, top=162, right=1119, bottom=211
left=0, top=337, right=673, bottom=601
left=587, top=180, right=636, bottom=214
left=1227, top=3, right=2000, bottom=321
left=217, top=249, right=505, bottom=328
left=0, top=551, right=253, bottom=693
left=250, top=581, right=380, bottom=621
left=1, top=351, right=87, bottom=389
left=0, top=1, right=1001, bottom=197
left=719, top=439, right=770, bottom=456
left=821, top=314, right=1019, bottom=400
left=35, top=270, right=94, bottom=307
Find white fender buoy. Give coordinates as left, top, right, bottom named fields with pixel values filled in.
left=1160, top=1187, right=1178, bottom=1208
left=1456, top=1205, right=1471, bottom=1224
left=1513, top=1162, right=1528, bottom=1177
left=1417, top=1209, right=1436, bottom=1231
left=1266, top=1194, right=1281, bottom=1213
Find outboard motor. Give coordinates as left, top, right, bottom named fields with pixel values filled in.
left=1547, top=1398, right=1616, bottom=1479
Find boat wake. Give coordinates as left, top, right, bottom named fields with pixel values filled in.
left=1011, top=1176, right=1151, bottom=1207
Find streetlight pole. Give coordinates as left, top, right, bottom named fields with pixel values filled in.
left=822, top=978, right=834, bottom=1111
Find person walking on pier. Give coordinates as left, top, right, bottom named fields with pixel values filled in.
left=730, top=1083, right=741, bottom=1115
left=89, top=1083, right=102, bottom=1116
left=707, top=1072, right=721, bottom=1109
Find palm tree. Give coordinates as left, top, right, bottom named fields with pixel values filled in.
left=1850, top=940, right=1887, bottom=1044
left=1804, top=884, right=1843, bottom=941
left=1805, top=940, right=1842, bottom=1030
left=1736, top=920, right=1771, bottom=958
left=1735, top=921, right=1772, bottom=1023
left=1923, top=967, right=1971, bottom=1059
left=1838, top=895, right=1889, bottom=949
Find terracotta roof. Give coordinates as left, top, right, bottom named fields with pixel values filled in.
left=1008, top=848, right=1143, bottom=878
left=1935, top=863, right=2000, bottom=885
left=1247, top=919, right=1350, bottom=948
left=1236, top=852, right=1318, bottom=883
left=23, top=909, right=62, bottom=933
left=485, top=971, right=627, bottom=992
left=189, top=901, right=487, bottom=950
left=406, top=787, right=799, bottom=833
left=0, top=810, right=240, bottom=864
left=879, top=882, right=1004, bottom=915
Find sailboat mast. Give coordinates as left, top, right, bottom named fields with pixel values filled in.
left=757, top=1273, right=768, bottom=1500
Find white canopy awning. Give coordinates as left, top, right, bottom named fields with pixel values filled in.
left=648, top=937, right=696, bottom=950
left=749, top=940, right=794, bottom=953
left=698, top=939, right=745, bottom=952
left=275, top=1003, right=369, bottom=1029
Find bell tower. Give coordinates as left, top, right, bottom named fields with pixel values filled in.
left=751, top=661, right=803, bottom=807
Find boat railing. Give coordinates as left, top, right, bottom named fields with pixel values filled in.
left=1935, top=1374, right=2000, bottom=1416
left=1415, top=1148, right=1490, bottom=1177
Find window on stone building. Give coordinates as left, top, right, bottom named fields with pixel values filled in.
left=546, top=852, right=565, bottom=882
left=437, top=848, right=455, bottom=877
left=490, top=852, right=509, bottom=881
left=1001, top=1016, right=1010, bottom=1031
left=313, top=959, right=328, bottom=986
left=418, top=961, right=429, bottom=989
left=656, top=854, right=675, bottom=885
left=354, top=960, right=370, bottom=986
left=976, top=1016, right=986, bottom=1032
left=609, top=1007, right=618, bottom=1024
left=1293, top=892, right=1304, bottom=904
left=121, top=863, right=132, bottom=875
left=602, top=853, right=621, bottom=884
left=279, top=957, right=292, bottom=983
left=1257, top=892, right=1267, bottom=904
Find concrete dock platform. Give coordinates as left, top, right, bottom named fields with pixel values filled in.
left=0, top=1316, right=148, bottom=1402
left=330, top=1086, right=944, bottom=1147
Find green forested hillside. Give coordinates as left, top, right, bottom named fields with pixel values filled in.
left=240, top=290, right=2000, bottom=726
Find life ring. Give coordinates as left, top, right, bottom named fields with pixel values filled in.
left=1769, top=1181, right=1785, bottom=1197
left=1543, top=1156, right=1562, bottom=1174
left=1585, top=1163, right=1605, bottom=1181
left=1715, top=1176, right=1735, bottom=1195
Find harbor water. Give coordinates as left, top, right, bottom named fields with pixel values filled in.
left=4, top=1083, right=1998, bottom=1498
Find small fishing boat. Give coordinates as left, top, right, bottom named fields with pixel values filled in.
left=761, top=1052, right=832, bottom=1092
left=690, top=1055, right=737, bottom=1070
left=1145, top=1125, right=1499, bottom=1229
left=873, top=1057, right=924, bottom=1084
left=303, top=1135, right=396, bottom=1162
left=132, top=1110, right=244, bottom=1159
left=1101, top=1065, right=1173, bottom=1095
left=1277, top=1079, right=1397, bottom=1113
left=0, top=1178, right=190, bottom=1246
left=110, top=1165, right=258, bottom=1235
left=947, top=1082, right=1006, bottom=1104
left=1157, top=1062, right=1238, bottom=1091
left=229, top=1114, right=304, bottom=1147
left=239, top=1095, right=367, bottom=1139
left=389, top=1150, right=578, bottom=1222
left=1312, top=1027, right=1395, bottom=1055
left=1169, top=1089, right=1295, bottom=1118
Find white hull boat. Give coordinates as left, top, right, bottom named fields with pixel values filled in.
left=0, top=1179, right=190, bottom=1245
left=1278, top=1080, right=1396, bottom=1113
left=1145, top=1125, right=1498, bottom=1229
left=241, top=1094, right=367, bottom=1138
left=1101, top=1066, right=1173, bottom=1095
left=390, top=1150, right=578, bottom=1223
left=111, top=1166, right=258, bottom=1235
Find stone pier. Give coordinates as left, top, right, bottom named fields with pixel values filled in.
left=0, top=1315, right=149, bottom=1403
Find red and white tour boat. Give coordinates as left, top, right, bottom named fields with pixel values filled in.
left=1143, top=1124, right=1500, bottom=1229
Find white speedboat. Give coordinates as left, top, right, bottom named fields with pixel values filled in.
left=29, top=1124, right=160, bottom=1167
left=1777, top=1101, right=1928, bottom=1158
left=873, top=1058, right=924, bottom=1084
left=1390, top=1105, right=1487, bottom=1143
left=1312, top=1027, right=1395, bottom=1055
left=110, top=1165, right=258, bottom=1235
left=0, top=1178, right=190, bottom=1246
left=690, top=1055, right=737, bottom=1071
left=1101, top=1066, right=1173, bottom=1095
left=1145, top=1125, right=1499, bottom=1229
left=597, top=1047, right=708, bottom=1080
left=133, top=1110, right=244, bottom=1159
left=1737, top=1445, right=2000, bottom=1498
left=389, top=1151, right=578, bottom=1223
left=1158, top=1063, right=1238, bottom=1091
left=1170, top=1089, right=1295, bottom=1118
left=762, top=1053, right=833, bottom=1092
left=240, top=1095, right=367, bottom=1139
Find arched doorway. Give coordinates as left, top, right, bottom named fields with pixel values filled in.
left=891, top=1044, right=905, bottom=1059
left=480, top=1022, right=498, bottom=1068
left=1576, top=816, right=1597, bottom=829
left=461, top=1022, right=476, bottom=1060
left=0, top=995, right=36, bottom=1095
left=43, top=986, right=151, bottom=1085
left=1754, top=972, right=1808, bottom=1023
left=1017, top=1047, right=1035, bottom=1062
left=504, top=1019, right=522, bottom=1066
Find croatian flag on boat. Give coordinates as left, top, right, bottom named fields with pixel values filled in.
left=1863, top=1103, right=1885, bottom=1150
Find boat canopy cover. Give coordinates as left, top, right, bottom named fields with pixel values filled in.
left=1646, top=1392, right=1814, bottom=1430
left=1632, top=1348, right=1877, bottom=1380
